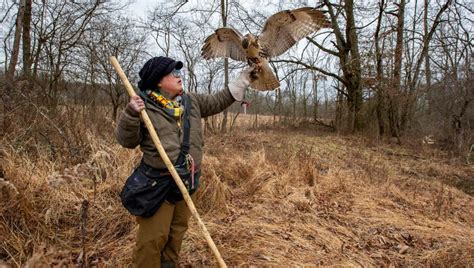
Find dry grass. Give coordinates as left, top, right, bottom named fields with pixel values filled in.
left=1, top=120, right=473, bottom=267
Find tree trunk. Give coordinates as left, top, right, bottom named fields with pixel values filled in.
left=253, top=91, right=259, bottom=128
left=423, top=0, right=432, bottom=89
left=276, top=88, right=282, bottom=123
left=374, top=0, right=386, bottom=137
left=344, top=0, right=363, bottom=132
left=302, top=87, right=307, bottom=120
left=312, top=72, right=318, bottom=122
left=424, top=0, right=433, bottom=114
left=324, top=0, right=363, bottom=133
left=22, top=0, right=32, bottom=79
left=220, top=58, right=229, bottom=132
left=219, top=0, right=229, bottom=133
left=6, top=0, right=26, bottom=82
left=387, top=0, right=405, bottom=141
left=335, top=88, right=344, bottom=133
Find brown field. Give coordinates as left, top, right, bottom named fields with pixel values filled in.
left=1, top=116, right=473, bottom=267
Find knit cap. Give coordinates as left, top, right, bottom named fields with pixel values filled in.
left=138, top=56, right=183, bottom=91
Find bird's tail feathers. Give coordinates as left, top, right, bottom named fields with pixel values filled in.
left=249, top=60, right=280, bottom=91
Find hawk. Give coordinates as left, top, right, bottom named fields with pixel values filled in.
left=201, top=7, right=331, bottom=91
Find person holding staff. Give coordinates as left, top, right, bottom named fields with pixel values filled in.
left=115, top=56, right=251, bottom=267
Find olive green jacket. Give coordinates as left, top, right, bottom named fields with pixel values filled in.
left=115, top=88, right=235, bottom=170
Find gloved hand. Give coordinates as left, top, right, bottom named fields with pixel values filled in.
left=228, top=67, right=253, bottom=101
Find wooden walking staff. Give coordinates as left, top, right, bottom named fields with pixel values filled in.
left=109, top=56, right=227, bottom=268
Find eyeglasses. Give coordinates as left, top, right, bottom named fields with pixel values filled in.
left=171, top=69, right=182, bottom=78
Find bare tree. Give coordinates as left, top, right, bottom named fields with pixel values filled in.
left=219, top=0, right=231, bottom=133
left=22, top=0, right=32, bottom=79
left=425, top=1, right=472, bottom=152
left=400, top=0, right=453, bottom=132
left=323, top=0, right=363, bottom=132
left=374, top=0, right=387, bottom=137
left=369, top=0, right=454, bottom=142
left=25, top=1, right=113, bottom=107
left=5, top=0, right=26, bottom=82
left=386, top=0, right=406, bottom=142
left=273, top=0, right=364, bottom=132
left=78, top=15, right=147, bottom=120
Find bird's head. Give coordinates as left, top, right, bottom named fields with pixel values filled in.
left=242, top=33, right=258, bottom=49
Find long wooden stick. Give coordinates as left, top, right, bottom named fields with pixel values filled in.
left=110, top=56, right=227, bottom=268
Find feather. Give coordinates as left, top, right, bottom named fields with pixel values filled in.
left=201, top=27, right=247, bottom=62
left=259, top=7, right=331, bottom=57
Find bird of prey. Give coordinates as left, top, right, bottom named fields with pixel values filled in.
left=201, top=7, right=331, bottom=91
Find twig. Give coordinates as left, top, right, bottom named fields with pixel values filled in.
left=79, top=199, right=89, bottom=268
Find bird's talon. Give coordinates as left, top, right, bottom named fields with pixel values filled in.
left=250, top=69, right=259, bottom=81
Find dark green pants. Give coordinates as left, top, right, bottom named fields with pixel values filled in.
left=132, top=197, right=192, bottom=268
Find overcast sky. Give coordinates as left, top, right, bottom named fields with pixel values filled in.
left=123, top=0, right=155, bottom=19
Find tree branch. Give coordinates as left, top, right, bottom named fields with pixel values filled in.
left=409, top=0, right=453, bottom=91
left=271, top=59, right=347, bottom=85
left=306, top=36, right=339, bottom=56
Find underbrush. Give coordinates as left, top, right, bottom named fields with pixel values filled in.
left=1, top=116, right=473, bottom=266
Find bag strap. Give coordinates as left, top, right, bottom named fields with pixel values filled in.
left=175, top=94, right=192, bottom=165
left=180, top=94, right=192, bottom=155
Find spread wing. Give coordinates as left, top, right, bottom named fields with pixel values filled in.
left=259, top=7, right=331, bottom=58
left=201, top=27, right=247, bottom=62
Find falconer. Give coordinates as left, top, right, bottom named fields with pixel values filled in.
left=115, top=56, right=251, bottom=268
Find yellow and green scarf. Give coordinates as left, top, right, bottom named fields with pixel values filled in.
left=145, top=90, right=184, bottom=121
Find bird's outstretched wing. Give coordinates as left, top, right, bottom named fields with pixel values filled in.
left=259, top=7, right=331, bottom=58
left=201, top=27, right=247, bottom=62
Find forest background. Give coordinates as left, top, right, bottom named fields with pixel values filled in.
left=0, top=0, right=472, bottom=266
